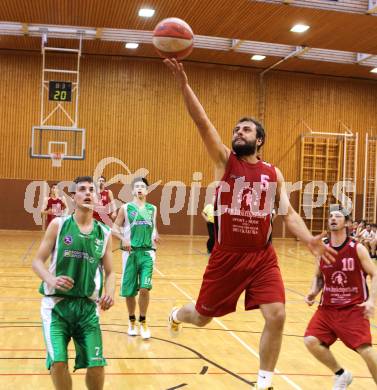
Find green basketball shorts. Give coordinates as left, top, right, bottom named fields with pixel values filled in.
left=120, top=249, right=155, bottom=297
left=41, top=296, right=106, bottom=370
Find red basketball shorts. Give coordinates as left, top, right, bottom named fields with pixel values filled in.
left=305, top=305, right=372, bottom=350
left=195, top=244, right=285, bottom=317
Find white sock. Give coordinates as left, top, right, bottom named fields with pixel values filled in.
left=172, top=308, right=181, bottom=323
left=257, top=370, right=273, bottom=388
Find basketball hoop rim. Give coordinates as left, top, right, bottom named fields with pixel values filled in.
left=49, top=152, right=65, bottom=159
left=49, top=153, right=65, bottom=167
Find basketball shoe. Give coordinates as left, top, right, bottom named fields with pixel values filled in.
left=127, top=320, right=138, bottom=336
left=140, top=321, right=151, bottom=339
left=168, top=307, right=183, bottom=337
left=333, top=370, right=352, bottom=389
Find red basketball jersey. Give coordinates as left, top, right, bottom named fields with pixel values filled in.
left=93, top=189, right=111, bottom=222
left=46, top=197, right=65, bottom=226
left=319, top=238, right=368, bottom=308
left=214, top=152, right=277, bottom=251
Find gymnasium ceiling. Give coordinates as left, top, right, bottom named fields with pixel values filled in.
left=1, top=0, right=377, bottom=80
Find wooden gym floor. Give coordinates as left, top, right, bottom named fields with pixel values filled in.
left=0, top=230, right=375, bottom=389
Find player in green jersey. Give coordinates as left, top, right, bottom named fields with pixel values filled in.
left=32, top=176, right=115, bottom=390
left=113, top=177, right=159, bottom=339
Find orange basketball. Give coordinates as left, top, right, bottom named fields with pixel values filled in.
left=152, top=18, right=194, bottom=60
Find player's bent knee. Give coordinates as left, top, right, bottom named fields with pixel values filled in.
left=195, top=314, right=212, bottom=327
left=265, top=308, right=286, bottom=326
left=304, top=335, right=320, bottom=350
left=139, top=288, right=149, bottom=295
left=357, top=344, right=373, bottom=357
left=275, top=309, right=286, bottom=324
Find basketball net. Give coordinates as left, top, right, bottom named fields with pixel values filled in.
left=50, top=153, right=63, bottom=168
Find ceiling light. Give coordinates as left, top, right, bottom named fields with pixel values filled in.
left=251, top=54, right=266, bottom=61
left=28, top=25, right=97, bottom=36
left=125, top=42, right=139, bottom=49
left=138, top=8, right=155, bottom=17
left=290, top=24, right=310, bottom=33
left=370, top=68, right=377, bottom=73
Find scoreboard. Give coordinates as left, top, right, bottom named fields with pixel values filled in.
left=48, top=81, right=72, bottom=102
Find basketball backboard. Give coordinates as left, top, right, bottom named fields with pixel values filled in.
left=30, top=125, right=85, bottom=160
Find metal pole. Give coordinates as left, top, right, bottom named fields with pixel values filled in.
left=363, top=133, right=369, bottom=220
left=342, top=132, right=347, bottom=194
left=260, top=46, right=309, bottom=77
left=258, top=73, right=266, bottom=125
left=40, top=35, right=46, bottom=126
left=374, top=139, right=377, bottom=223
left=73, top=35, right=82, bottom=128
left=352, top=133, right=358, bottom=220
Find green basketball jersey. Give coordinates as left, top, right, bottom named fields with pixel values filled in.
left=39, top=215, right=111, bottom=300
left=123, top=202, right=157, bottom=249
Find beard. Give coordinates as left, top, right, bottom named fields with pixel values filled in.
left=232, top=138, right=257, bottom=157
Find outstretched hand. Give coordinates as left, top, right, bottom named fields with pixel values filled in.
left=307, top=232, right=337, bottom=264
left=163, top=58, right=188, bottom=87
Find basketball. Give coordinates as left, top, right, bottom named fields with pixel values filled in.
left=152, top=18, right=194, bottom=60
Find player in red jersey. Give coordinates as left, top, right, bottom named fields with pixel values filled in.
left=93, top=176, right=117, bottom=225
left=304, top=207, right=377, bottom=389
left=41, top=184, right=68, bottom=228
left=164, top=58, right=336, bottom=390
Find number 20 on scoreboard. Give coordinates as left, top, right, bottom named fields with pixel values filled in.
left=48, top=81, right=72, bottom=102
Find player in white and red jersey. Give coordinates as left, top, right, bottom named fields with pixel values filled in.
left=93, top=176, right=117, bottom=225
left=41, top=184, right=68, bottom=228
left=164, top=58, right=336, bottom=390
left=304, top=207, right=377, bottom=389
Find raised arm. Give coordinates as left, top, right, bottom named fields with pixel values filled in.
left=164, top=58, right=229, bottom=168
left=275, top=167, right=336, bottom=263
left=357, top=243, right=377, bottom=319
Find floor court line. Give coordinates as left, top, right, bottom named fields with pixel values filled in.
left=20, top=238, right=37, bottom=263
left=154, top=266, right=302, bottom=390
left=0, top=370, right=372, bottom=379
